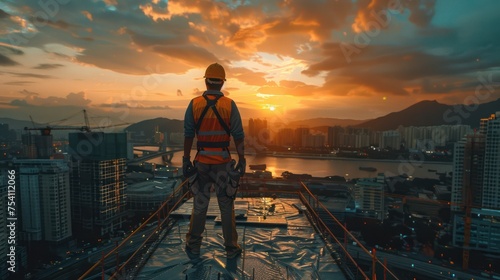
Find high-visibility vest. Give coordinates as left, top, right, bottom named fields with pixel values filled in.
left=192, top=94, right=232, bottom=164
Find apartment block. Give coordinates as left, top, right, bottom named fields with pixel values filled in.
left=69, top=132, right=128, bottom=239
left=14, top=159, right=72, bottom=243
left=451, top=112, right=500, bottom=253
left=354, top=174, right=385, bottom=220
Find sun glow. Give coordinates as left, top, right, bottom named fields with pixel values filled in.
left=262, top=104, right=277, bottom=111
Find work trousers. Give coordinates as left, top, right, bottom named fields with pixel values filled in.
left=186, top=161, right=239, bottom=254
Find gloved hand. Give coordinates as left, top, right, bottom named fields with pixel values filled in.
left=182, top=156, right=196, bottom=178
left=235, top=158, right=246, bottom=177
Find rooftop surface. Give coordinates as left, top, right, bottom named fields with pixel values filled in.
left=136, top=195, right=346, bottom=279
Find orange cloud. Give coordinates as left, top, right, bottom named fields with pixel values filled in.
left=258, top=79, right=319, bottom=96
left=231, top=67, right=268, bottom=86
left=223, top=23, right=276, bottom=53
left=81, top=11, right=93, bottom=21
left=352, top=0, right=436, bottom=33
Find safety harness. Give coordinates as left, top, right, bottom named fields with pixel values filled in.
left=193, top=94, right=241, bottom=199
left=194, top=94, right=231, bottom=155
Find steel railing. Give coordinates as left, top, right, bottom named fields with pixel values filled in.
left=78, top=179, right=191, bottom=280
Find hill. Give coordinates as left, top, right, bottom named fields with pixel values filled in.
left=125, top=117, right=184, bottom=140
left=0, top=117, right=39, bottom=130
left=355, top=99, right=500, bottom=131
left=0, top=117, right=75, bottom=139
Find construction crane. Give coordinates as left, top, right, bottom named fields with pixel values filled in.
left=461, top=132, right=482, bottom=271
left=24, top=109, right=130, bottom=135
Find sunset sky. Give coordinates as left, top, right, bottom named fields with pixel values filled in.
left=1, top=0, right=499, bottom=127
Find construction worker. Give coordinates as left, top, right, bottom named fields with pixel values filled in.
left=183, top=62, right=245, bottom=259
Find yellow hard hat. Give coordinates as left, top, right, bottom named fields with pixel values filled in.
left=204, top=63, right=226, bottom=81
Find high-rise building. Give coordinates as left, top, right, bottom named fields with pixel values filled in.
left=69, top=132, right=127, bottom=239
left=275, top=128, right=294, bottom=147
left=21, top=132, right=54, bottom=159
left=303, top=133, right=326, bottom=148
left=354, top=133, right=370, bottom=148
left=397, top=125, right=472, bottom=150
left=0, top=124, right=9, bottom=140
left=248, top=118, right=254, bottom=137
left=380, top=130, right=401, bottom=150
left=354, top=174, right=385, bottom=220
left=248, top=118, right=269, bottom=145
left=14, top=159, right=72, bottom=243
left=451, top=112, right=500, bottom=253
left=327, top=126, right=343, bottom=148
left=294, top=127, right=309, bottom=148
left=19, top=166, right=43, bottom=241
left=482, top=112, right=500, bottom=209
left=451, top=134, right=486, bottom=212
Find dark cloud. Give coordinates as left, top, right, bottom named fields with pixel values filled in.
left=10, top=92, right=91, bottom=107
left=72, top=35, right=94, bottom=41
left=19, top=89, right=39, bottom=96
left=0, top=9, right=10, bottom=19
left=125, top=28, right=188, bottom=48
left=303, top=34, right=500, bottom=97
left=0, top=45, right=23, bottom=66
left=0, top=45, right=24, bottom=55
left=4, top=81, right=34, bottom=86
left=0, top=53, right=19, bottom=66
left=76, top=45, right=185, bottom=75
left=152, top=45, right=220, bottom=67
left=136, top=104, right=172, bottom=110
left=40, top=18, right=75, bottom=30
left=33, top=63, right=64, bottom=70
left=10, top=99, right=29, bottom=107
left=98, top=103, right=129, bottom=108
left=98, top=103, right=171, bottom=110
left=6, top=72, right=52, bottom=79
left=407, top=0, right=436, bottom=27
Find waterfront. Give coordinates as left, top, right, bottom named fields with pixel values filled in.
left=136, top=147, right=452, bottom=179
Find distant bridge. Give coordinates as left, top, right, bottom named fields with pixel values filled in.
left=129, top=143, right=183, bottom=164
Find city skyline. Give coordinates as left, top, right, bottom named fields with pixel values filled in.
left=1, top=1, right=499, bottom=125
left=2, top=107, right=500, bottom=278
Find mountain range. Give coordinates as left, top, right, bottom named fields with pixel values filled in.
left=2, top=99, right=499, bottom=139
left=355, top=98, right=500, bottom=131
left=124, top=117, right=184, bottom=136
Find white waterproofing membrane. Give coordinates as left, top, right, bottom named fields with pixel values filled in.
left=136, top=196, right=346, bottom=279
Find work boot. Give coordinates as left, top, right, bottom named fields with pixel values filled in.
left=226, top=247, right=242, bottom=259
left=185, top=245, right=200, bottom=259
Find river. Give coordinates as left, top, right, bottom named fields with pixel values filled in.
left=136, top=147, right=452, bottom=179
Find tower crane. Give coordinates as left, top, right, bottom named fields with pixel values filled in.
left=24, top=109, right=130, bottom=135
